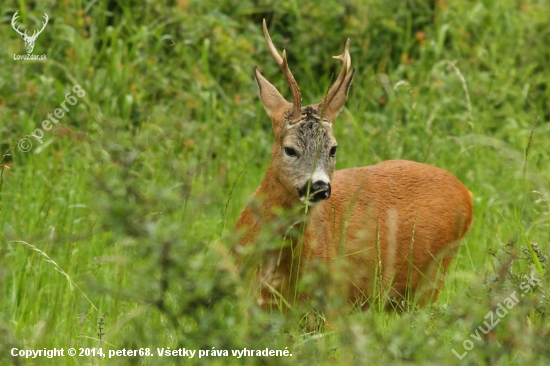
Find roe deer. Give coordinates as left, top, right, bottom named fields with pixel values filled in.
left=236, top=20, right=473, bottom=309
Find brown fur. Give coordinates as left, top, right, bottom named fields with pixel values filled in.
left=237, top=160, right=473, bottom=307
left=235, top=20, right=473, bottom=309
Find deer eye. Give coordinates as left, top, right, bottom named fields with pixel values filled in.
left=330, top=146, right=338, bottom=157
left=284, top=147, right=297, bottom=157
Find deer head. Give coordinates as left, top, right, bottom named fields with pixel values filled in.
left=11, top=11, right=49, bottom=54
left=255, top=19, right=355, bottom=206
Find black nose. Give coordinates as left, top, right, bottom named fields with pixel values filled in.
left=300, top=181, right=331, bottom=202
left=311, top=181, right=328, bottom=192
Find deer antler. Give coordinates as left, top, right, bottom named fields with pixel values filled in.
left=11, top=11, right=49, bottom=39
left=32, top=13, right=49, bottom=38
left=322, top=39, right=352, bottom=108
left=262, top=19, right=302, bottom=121
left=11, top=11, right=26, bottom=37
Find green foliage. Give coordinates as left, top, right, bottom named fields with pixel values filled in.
left=0, top=0, right=549, bottom=365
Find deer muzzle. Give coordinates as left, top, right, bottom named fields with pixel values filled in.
left=299, top=180, right=331, bottom=204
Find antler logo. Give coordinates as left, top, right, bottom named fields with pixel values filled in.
left=11, top=11, right=49, bottom=54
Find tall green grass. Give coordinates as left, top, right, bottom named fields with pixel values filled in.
left=1, top=0, right=549, bottom=365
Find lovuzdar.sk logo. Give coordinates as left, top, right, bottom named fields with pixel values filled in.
left=12, top=10, right=48, bottom=61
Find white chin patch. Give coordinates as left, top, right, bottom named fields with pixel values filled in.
left=311, top=168, right=330, bottom=185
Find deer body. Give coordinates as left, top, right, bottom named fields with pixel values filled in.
left=236, top=20, right=473, bottom=308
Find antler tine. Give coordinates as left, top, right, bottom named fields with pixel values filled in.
left=262, top=19, right=302, bottom=120
left=322, top=39, right=351, bottom=108
left=11, top=11, right=26, bottom=36
left=36, top=13, right=49, bottom=36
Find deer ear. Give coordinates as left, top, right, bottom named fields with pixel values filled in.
left=322, top=68, right=355, bottom=122
left=319, top=39, right=355, bottom=122
left=254, top=67, right=292, bottom=124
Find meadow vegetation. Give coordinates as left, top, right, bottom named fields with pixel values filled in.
left=0, top=0, right=549, bottom=365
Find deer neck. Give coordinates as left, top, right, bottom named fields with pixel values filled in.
left=257, top=164, right=301, bottom=212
